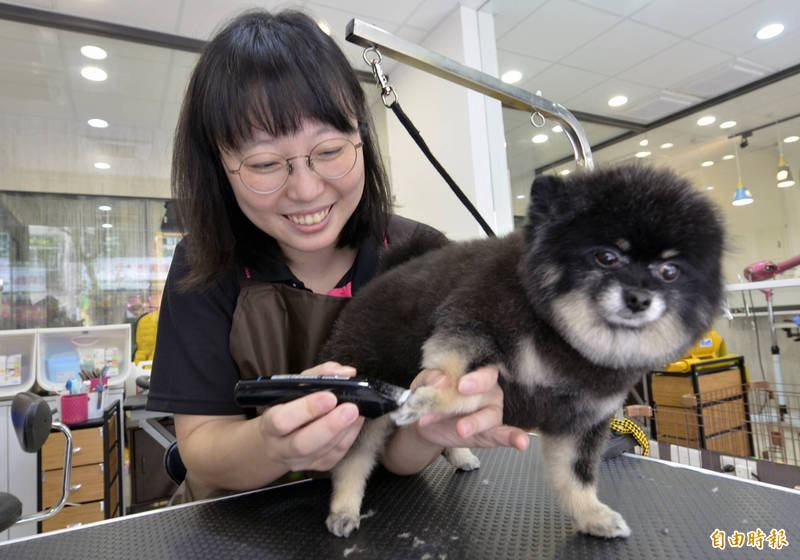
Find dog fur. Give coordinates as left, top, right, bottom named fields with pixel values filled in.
left=318, top=164, right=725, bottom=539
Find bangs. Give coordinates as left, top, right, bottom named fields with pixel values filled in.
left=200, top=13, right=363, bottom=153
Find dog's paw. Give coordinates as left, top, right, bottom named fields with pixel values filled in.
left=326, top=511, right=360, bottom=537
left=444, top=447, right=481, bottom=471
left=574, top=504, right=631, bottom=539
left=391, top=387, right=438, bottom=426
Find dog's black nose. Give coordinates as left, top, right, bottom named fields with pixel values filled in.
left=624, top=288, right=652, bottom=313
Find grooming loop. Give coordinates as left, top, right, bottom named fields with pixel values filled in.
left=530, top=111, right=546, bottom=128
left=363, top=46, right=397, bottom=108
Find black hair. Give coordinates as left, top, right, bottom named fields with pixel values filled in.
left=172, top=9, right=391, bottom=290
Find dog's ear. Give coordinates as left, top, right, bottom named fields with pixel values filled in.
left=527, top=174, right=569, bottom=221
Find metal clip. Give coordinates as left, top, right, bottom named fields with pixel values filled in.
left=363, top=46, right=398, bottom=107
left=530, top=111, right=546, bottom=128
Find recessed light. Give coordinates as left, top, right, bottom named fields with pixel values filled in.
left=608, top=95, right=628, bottom=107
left=706, top=186, right=715, bottom=191
left=552, top=125, right=563, bottom=133
left=94, top=162, right=111, bottom=169
left=317, top=20, right=331, bottom=35
left=697, top=115, right=716, bottom=126
left=701, top=161, right=714, bottom=167
left=722, top=154, right=735, bottom=160
left=639, top=139, right=649, bottom=146
left=80, top=45, right=107, bottom=60
left=784, top=135, right=799, bottom=143
left=635, top=151, right=651, bottom=158
left=756, top=23, right=784, bottom=40
left=87, top=118, right=108, bottom=128
left=501, top=70, right=522, bottom=84
left=660, top=142, right=674, bottom=149
left=516, top=194, right=526, bottom=199
left=101, top=223, right=113, bottom=229
left=81, top=66, right=107, bottom=81
left=532, top=134, right=548, bottom=144
left=719, top=120, right=737, bottom=129
left=98, top=205, right=112, bottom=211
left=559, top=169, right=570, bottom=176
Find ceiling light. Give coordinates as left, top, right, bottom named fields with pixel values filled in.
left=516, top=194, right=526, bottom=199
left=756, top=23, right=784, bottom=40
left=722, top=154, right=735, bottom=160
left=701, top=161, right=714, bottom=167
left=784, top=136, right=799, bottom=143
left=80, top=45, right=107, bottom=60
left=532, top=134, right=548, bottom=144
left=608, top=95, right=628, bottom=107
left=635, top=151, right=651, bottom=158
left=552, top=125, right=563, bottom=133
left=101, top=223, right=113, bottom=229
left=639, top=139, right=649, bottom=146
left=660, top=142, right=674, bottom=149
left=559, top=169, right=570, bottom=176
left=706, top=186, right=715, bottom=191
left=732, top=144, right=754, bottom=206
left=777, top=156, right=795, bottom=188
left=719, top=120, right=737, bottom=129
left=317, top=20, right=331, bottom=35
left=697, top=115, right=716, bottom=126
left=87, top=118, right=108, bottom=128
left=94, top=162, right=110, bottom=169
left=98, top=205, right=112, bottom=211
left=501, top=70, right=522, bottom=84
left=81, top=66, right=107, bottom=81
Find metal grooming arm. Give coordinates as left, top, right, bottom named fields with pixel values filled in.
left=345, top=19, right=594, bottom=170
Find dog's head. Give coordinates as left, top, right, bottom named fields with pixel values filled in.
left=520, top=165, right=725, bottom=370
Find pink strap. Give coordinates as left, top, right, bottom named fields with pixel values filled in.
left=327, top=282, right=353, bottom=298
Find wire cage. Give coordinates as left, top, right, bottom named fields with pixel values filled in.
left=647, top=381, right=800, bottom=489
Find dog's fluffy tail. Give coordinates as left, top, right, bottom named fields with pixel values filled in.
left=380, top=230, right=449, bottom=272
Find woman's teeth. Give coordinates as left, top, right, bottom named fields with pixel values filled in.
left=287, top=206, right=330, bottom=225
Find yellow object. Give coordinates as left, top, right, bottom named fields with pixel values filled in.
left=133, top=310, right=159, bottom=364
left=610, top=417, right=649, bottom=456
left=666, top=330, right=727, bottom=372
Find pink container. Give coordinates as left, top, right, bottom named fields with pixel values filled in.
left=89, top=378, right=101, bottom=391
left=60, top=394, right=88, bottom=425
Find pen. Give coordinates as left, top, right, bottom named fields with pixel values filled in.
left=96, top=382, right=103, bottom=409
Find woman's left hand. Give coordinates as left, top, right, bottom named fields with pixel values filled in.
left=412, top=366, right=529, bottom=451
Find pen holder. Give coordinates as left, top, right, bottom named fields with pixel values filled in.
left=60, top=394, right=88, bottom=425
left=87, top=391, right=104, bottom=419
left=89, top=378, right=101, bottom=391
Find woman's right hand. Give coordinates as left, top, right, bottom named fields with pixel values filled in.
left=259, top=362, right=365, bottom=472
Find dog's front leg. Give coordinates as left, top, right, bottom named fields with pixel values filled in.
left=327, top=416, right=394, bottom=537
left=540, top=425, right=631, bottom=538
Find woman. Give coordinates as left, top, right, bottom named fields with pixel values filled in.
left=146, top=9, right=528, bottom=503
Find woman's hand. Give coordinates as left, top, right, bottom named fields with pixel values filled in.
left=380, top=366, right=528, bottom=475
left=258, top=362, right=365, bottom=472
left=412, top=366, right=529, bottom=451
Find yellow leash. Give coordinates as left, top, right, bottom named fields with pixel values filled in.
left=610, top=417, right=649, bottom=456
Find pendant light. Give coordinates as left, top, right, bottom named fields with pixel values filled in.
left=732, top=143, right=753, bottom=206
left=776, top=124, right=795, bottom=188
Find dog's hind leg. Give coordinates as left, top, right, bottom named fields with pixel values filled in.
left=540, top=426, right=631, bottom=538
left=326, top=416, right=394, bottom=537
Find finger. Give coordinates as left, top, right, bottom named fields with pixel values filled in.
left=458, top=366, right=499, bottom=395
left=410, top=368, right=445, bottom=390
left=301, top=361, right=357, bottom=376
left=287, top=403, right=360, bottom=457
left=262, top=391, right=338, bottom=437
left=455, top=404, right=503, bottom=438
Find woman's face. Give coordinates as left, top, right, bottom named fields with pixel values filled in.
left=221, top=119, right=366, bottom=258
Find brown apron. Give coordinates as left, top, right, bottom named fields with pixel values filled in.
left=170, top=284, right=349, bottom=503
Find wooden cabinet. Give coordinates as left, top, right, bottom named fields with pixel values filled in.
left=647, top=356, right=753, bottom=457
left=38, top=401, right=123, bottom=532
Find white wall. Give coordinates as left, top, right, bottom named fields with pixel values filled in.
left=384, top=6, right=512, bottom=241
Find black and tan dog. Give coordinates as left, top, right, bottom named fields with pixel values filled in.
left=320, top=165, right=725, bottom=539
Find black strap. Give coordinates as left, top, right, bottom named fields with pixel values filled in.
left=389, top=102, right=496, bottom=238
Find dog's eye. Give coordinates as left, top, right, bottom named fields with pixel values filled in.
left=595, top=250, right=621, bottom=267
left=657, top=262, right=680, bottom=282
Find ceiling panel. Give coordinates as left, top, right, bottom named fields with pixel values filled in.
left=617, top=40, right=731, bottom=90
left=630, top=0, right=755, bottom=38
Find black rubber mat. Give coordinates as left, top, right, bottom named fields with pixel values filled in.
left=1, top=436, right=797, bottom=559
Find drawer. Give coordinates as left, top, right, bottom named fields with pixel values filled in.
left=41, top=501, right=105, bottom=533
left=42, top=463, right=104, bottom=507
left=41, top=427, right=104, bottom=470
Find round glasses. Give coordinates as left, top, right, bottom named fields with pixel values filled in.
left=228, top=137, right=363, bottom=195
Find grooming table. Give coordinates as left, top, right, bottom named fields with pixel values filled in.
left=1, top=435, right=796, bottom=559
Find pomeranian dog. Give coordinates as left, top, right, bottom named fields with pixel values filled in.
left=319, top=164, right=724, bottom=539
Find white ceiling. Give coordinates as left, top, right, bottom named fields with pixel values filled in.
left=2, top=0, right=800, bottom=210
